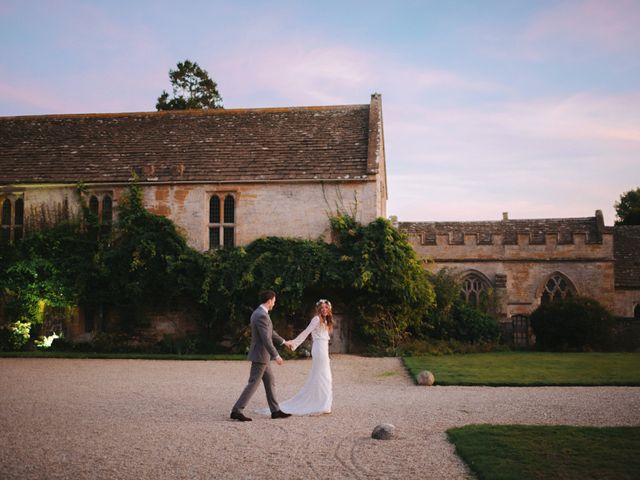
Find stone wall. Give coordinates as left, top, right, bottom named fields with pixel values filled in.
left=143, top=180, right=381, bottom=250
left=16, top=179, right=382, bottom=252
left=402, top=214, right=617, bottom=319
left=614, top=289, right=640, bottom=318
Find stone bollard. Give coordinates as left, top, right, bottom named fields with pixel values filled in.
left=372, top=423, right=396, bottom=440
left=416, top=370, right=435, bottom=386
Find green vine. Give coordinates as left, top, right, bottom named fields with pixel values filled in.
left=1, top=182, right=443, bottom=353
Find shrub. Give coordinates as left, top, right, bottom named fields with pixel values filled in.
left=0, top=186, right=440, bottom=355
left=419, top=268, right=501, bottom=344
left=453, top=303, right=502, bottom=343
left=49, top=336, right=75, bottom=352
left=530, top=296, right=615, bottom=351
left=7, top=320, right=32, bottom=350
left=420, top=268, right=462, bottom=340
left=331, top=216, right=435, bottom=353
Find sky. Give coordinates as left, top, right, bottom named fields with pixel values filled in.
left=1, top=0, right=638, bottom=225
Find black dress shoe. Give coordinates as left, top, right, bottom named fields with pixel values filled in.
left=271, top=410, right=292, bottom=419
left=230, top=411, right=252, bottom=422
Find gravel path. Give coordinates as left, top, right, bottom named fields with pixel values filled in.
left=1, top=356, right=639, bottom=479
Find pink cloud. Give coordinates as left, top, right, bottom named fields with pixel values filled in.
left=524, top=0, right=640, bottom=53
left=0, top=79, right=69, bottom=113
left=384, top=91, right=639, bottom=224
left=217, top=42, right=375, bottom=107
left=216, top=34, right=503, bottom=110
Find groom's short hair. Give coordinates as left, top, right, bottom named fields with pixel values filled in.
left=259, top=289, right=276, bottom=304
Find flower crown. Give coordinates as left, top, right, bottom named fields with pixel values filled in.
left=316, top=298, right=332, bottom=308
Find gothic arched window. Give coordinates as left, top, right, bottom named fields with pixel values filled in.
left=101, top=195, right=113, bottom=235
left=89, top=196, right=99, bottom=216
left=102, top=196, right=112, bottom=224
left=460, top=272, right=490, bottom=306
left=541, top=273, right=576, bottom=303
left=209, top=195, right=220, bottom=223
left=86, top=192, right=113, bottom=239
left=14, top=198, right=24, bottom=241
left=223, top=195, right=235, bottom=247
left=209, top=193, right=236, bottom=249
left=224, top=195, right=235, bottom=223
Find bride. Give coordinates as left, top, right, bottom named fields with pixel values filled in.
left=261, top=299, right=334, bottom=416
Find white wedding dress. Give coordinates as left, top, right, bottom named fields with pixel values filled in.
left=259, top=315, right=332, bottom=416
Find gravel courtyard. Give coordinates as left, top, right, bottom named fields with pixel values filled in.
left=1, top=356, right=639, bottom=479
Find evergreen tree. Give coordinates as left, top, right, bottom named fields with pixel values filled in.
left=614, top=187, right=640, bottom=225
left=156, top=60, right=223, bottom=110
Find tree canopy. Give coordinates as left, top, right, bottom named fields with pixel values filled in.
left=156, top=60, right=223, bottom=111
left=614, top=187, right=640, bottom=225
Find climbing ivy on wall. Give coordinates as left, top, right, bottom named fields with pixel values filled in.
left=1, top=182, right=437, bottom=352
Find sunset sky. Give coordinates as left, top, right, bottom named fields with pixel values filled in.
left=1, top=0, right=638, bottom=224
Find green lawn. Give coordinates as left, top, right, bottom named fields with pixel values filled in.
left=447, top=425, right=640, bottom=480
left=403, top=352, right=640, bottom=386
left=0, top=351, right=245, bottom=360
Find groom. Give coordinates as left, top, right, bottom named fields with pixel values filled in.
left=230, top=290, right=292, bottom=422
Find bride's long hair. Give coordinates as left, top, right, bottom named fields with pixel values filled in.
left=316, top=299, right=334, bottom=333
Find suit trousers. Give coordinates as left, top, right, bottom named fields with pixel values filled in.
left=232, top=361, right=280, bottom=414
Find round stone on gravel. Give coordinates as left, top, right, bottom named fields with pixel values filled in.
left=372, top=423, right=396, bottom=440
left=416, top=370, right=435, bottom=386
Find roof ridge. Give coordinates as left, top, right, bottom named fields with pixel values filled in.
left=400, top=216, right=596, bottom=224
left=0, top=103, right=369, bottom=121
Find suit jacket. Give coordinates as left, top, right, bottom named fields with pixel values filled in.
left=247, top=305, right=284, bottom=363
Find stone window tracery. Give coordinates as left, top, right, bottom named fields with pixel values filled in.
left=541, top=273, right=575, bottom=303
left=209, top=193, right=235, bottom=249
left=460, top=272, right=490, bottom=306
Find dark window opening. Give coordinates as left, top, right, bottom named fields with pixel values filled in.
left=224, top=227, right=235, bottom=247
left=1, top=197, right=25, bottom=243
left=541, top=274, right=575, bottom=303
left=224, top=195, right=235, bottom=223
left=102, top=196, right=112, bottom=224
left=89, top=196, right=99, bottom=216
left=209, top=228, right=220, bottom=249
left=210, top=195, right=220, bottom=223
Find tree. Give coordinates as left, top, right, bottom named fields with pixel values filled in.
left=614, top=187, right=640, bottom=225
left=156, top=60, right=223, bottom=111
left=331, top=215, right=436, bottom=353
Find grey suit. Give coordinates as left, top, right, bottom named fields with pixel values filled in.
left=232, top=305, right=285, bottom=414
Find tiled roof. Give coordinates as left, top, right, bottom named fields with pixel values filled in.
left=399, top=214, right=605, bottom=245
left=614, top=226, right=640, bottom=288
left=0, top=101, right=378, bottom=184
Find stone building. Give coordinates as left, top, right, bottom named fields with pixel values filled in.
left=2, top=91, right=638, bottom=348
left=614, top=226, right=640, bottom=319
left=399, top=211, right=640, bottom=344
left=0, top=94, right=386, bottom=346
left=0, top=94, right=387, bottom=251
